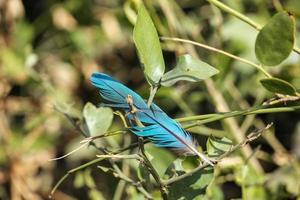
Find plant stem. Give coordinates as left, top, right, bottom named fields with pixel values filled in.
left=160, top=36, right=272, bottom=78
left=207, top=0, right=300, bottom=55
left=138, top=138, right=169, bottom=200
left=177, top=105, right=300, bottom=122
left=207, top=0, right=261, bottom=30
left=179, top=105, right=300, bottom=129
left=147, top=85, right=158, bottom=107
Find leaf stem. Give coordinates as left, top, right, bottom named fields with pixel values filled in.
left=206, top=0, right=300, bottom=55
left=147, top=85, right=158, bottom=107
left=160, top=36, right=272, bottom=78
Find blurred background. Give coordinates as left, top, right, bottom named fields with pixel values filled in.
left=0, top=0, right=300, bottom=199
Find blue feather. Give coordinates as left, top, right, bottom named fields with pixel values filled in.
left=90, top=72, right=213, bottom=165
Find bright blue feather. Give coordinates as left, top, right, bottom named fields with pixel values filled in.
left=90, top=72, right=213, bottom=165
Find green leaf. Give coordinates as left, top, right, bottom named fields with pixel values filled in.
left=207, top=136, right=233, bottom=158
left=161, top=54, right=219, bottom=87
left=83, top=102, right=113, bottom=137
left=260, top=78, right=297, bottom=95
left=255, top=11, right=295, bottom=66
left=165, top=158, right=214, bottom=199
left=133, top=5, right=165, bottom=85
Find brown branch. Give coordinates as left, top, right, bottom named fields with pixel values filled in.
left=163, top=123, right=273, bottom=186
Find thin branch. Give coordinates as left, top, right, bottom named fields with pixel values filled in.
left=49, top=140, right=148, bottom=199
left=80, top=129, right=128, bottom=143
left=98, top=164, right=153, bottom=199
left=160, top=36, right=272, bottom=78
left=96, top=154, right=142, bottom=160
left=163, top=123, right=273, bottom=186
left=49, top=157, right=104, bottom=199
left=206, top=0, right=300, bottom=55
left=49, top=142, right=89, bottom=161
left=177, top=105, right=300, bottom=129
left=138, top=137, right=169, bottom=200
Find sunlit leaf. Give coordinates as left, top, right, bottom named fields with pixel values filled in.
left=133, top=4, right=165, bottom=85
left=83, top=102, right=113, bottom=137
left=161, top=54, right=219, bottom=87
left=260, top=78, right=297, bottom=95
left=255, top=12, right=295, bottom=66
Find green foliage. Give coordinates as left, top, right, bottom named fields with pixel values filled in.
left=260, top=78, right=297, bottom=95
left=161, top=54, right=219, bottom=87
left=255, top=12, right=295, bottom=66
left=83, top=102, right=113, bottom=137
left=133, top=4, right=165, bottom=85
left=1, top=0, right=300, bottom=199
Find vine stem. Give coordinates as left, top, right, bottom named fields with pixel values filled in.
left=176, top=105, right=300, bottom=127
left=160, top=36, right=272, bottom=78
left=206, top=0, right=300, bottom=55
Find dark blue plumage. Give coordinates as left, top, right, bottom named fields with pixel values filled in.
left=90, top=72, right=213, bottom=165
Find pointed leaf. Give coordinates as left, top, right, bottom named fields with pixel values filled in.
left=161, top=54, right=219, bottom=87
left=83, top=102, right=113, bottom=137
left=260, top=78, right=297, bottom=95
left=133, top=5, right=165, bottom=85
left=255, top=11, right=295, bottom=66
